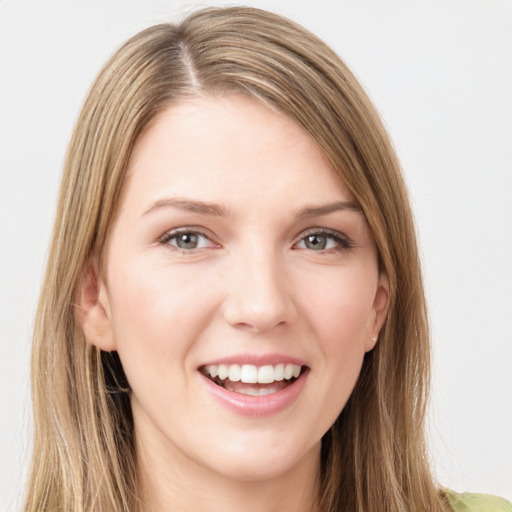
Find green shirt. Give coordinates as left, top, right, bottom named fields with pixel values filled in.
left=446, top=491, right=512, bottom=511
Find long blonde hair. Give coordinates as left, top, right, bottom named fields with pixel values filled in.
left=25, top=7, right=449, bottom=511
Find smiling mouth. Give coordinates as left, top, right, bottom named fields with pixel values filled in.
left=200, top=363, right=306, bottom=396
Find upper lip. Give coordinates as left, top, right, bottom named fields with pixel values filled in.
left=198, top=353, right=308, bottom=369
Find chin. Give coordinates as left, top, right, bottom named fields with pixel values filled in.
left=197, top=435, right=321, bottom=483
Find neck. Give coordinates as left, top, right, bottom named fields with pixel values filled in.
left=136, top=431, right=321, bottom=512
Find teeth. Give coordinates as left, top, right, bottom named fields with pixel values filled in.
left=258, top=365, right=274, bottom=384
left=224, top=382, right=280, bottom=396
left=240, top=364, right=258, bottom=383
left=228, top=364, right=241, bottom=382
left=274, top=363, right=285, bottom=381
left=217, top=364, right=228, bottom=380
left=204, top=363, right=302, bottom=384
left=259, top=386, right=278, bottom=396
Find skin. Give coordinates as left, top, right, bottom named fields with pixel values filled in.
left=79, top=95, right=389, bottom=512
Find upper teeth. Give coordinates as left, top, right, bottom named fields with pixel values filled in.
left=204, top=363, right=301, bottom=384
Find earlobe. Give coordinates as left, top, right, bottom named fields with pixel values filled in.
left=365, top=272, right=390, bottom=352
left=75, top=259, right=117, bottom=352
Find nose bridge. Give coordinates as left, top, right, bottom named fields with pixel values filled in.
left=222, top=241, right=295, bottom=332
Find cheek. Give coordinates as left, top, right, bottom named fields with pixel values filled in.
left=299, top=267, right=376, bottom=347
left=296, top=268, right=376, bottom=414
left=105, top=260, right=220, bottom=377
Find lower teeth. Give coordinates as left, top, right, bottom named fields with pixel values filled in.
left=215, top=377, right=295, bottom=396
left=224, top=384, right=279, bottom=396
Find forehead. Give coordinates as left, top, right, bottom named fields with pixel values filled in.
left=123, top=95, right=355, bottom=213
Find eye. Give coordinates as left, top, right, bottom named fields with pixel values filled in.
left=159, top=229, right=215, bottom=251
left=295, top=230, right=353, bottom=252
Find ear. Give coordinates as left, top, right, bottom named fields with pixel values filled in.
left=365, top=272, right=390, bottom=352
left=75, top=258, right=117, bottom=351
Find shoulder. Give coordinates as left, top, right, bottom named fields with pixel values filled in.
left=445, top=490, right=512, bottom=512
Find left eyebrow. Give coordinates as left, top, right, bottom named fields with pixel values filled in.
left=297, top=201, right=361, bottom=219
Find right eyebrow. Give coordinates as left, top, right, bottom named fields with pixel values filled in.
left=297, top=200, right=361, bottom=219
left=142, top=197, right=230, bottom=217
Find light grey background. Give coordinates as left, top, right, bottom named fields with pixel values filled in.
left=1, top=1, right=511, bottom=510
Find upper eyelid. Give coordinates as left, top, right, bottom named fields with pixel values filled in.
left=159, top=227, right=212, bottom=240
left=293, top=228, right=355, bottom=250
left=294, top=227, right=350, bottom=242
left=157, top=228, right=217, bottom=249
left=157, top=226, right=352, bottom=246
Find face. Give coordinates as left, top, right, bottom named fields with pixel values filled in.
left=84, top=95, right=388, bottom=484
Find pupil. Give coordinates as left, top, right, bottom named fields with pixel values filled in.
left=177, top=233, right=198, bottom=249
left=306, top=235, right=326, bottom=250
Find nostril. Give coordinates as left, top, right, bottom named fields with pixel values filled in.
left=223, top=300, right=296, bottom=333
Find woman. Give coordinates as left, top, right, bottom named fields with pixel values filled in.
left=23, top=6, right=511, bottom=512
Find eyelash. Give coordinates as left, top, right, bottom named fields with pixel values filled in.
left=157, top=228, right=354, bottom=253
left=294, top=228, right=354, bottom=253
left=158, top=228, right=215, bottom=253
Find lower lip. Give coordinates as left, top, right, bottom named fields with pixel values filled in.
left=200, top=371, right=308, bottom=417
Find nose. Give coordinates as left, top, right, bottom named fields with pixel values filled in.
left=222, top=247, right=297, bottom=333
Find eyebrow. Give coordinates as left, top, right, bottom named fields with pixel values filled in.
left=143, top=198, right=229, bottom=217
left=297, top=200, right=361, bottom=218
left=142, top=197, right=360, bottom=218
